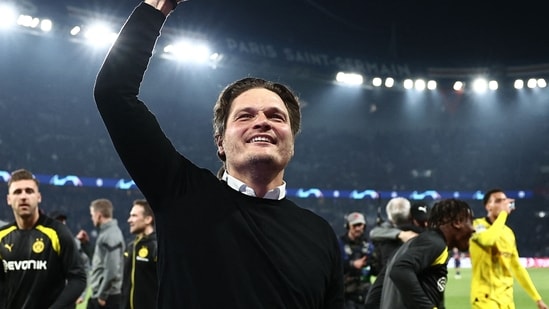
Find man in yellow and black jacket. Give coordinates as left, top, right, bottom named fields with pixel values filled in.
left=379, top=199, right=474, bottom=309
left=121, top=199, right=158, bottom=309
left=0, top=169, right=87, bottom=309
left=470, top=188, right=547, bottom=309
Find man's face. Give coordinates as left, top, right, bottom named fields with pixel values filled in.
left=128, top=205, right=150, bottom=235
left=217, top=88, right=295, bottom=176
left=486, top=191, right=514, bottom=219
left=89, top=207, right=101, bottom=227
left=453, top=214, right=475, bottom=251
left=7, top=179, right=41, bottom=220
left=348, top=223, right=365, bottom=240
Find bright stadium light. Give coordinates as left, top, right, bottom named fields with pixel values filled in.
left=453, top=81, right=464, bottom=91
left=514, top=79, right=524, bottom=89
left=83, top=23, right=118, bottom=47
left=40, top=19, right=53, bottom=32
left=414, top=79, right=426, bottom=91
left=17, top=14, right=40, bottom=28
left=403, top=79, right=414, bottom=89
left=537, top=78, right=547, bottom=88
left=472, top=78, right=488, bottom=93
left=488, top=80, right=498, bottom=90
left=0, top=3, right=18, bottom=30
left=527, top=78, right=537, bottom=88
left=427, top=80, right=437, bottom=90
left=70, top=26, right=81, bottom=36
left=164, top=41, right=214, bottom=64
left=384, top=77, right=394, bottom=88
left=335, top=72, right=364, bottom=86
left=372, top=77, right=382, bottom=87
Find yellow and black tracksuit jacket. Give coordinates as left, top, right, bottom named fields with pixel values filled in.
left=380, top=229, right=449, bottom=309
left=0, top=214, right=87, bottom=309
left=121, top=232, right=158, bottom=309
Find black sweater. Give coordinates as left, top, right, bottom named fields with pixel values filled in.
left=94, top=3, right=344, bottom=308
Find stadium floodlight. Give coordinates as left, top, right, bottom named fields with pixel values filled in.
left=488, top=80, right=498, bottom=90
left=427, top=80, right=437, bottom=90
left=403, top=79, right=414, bottom=89
left=472, top=78, right=488, bottom=93
left=335, top=72, right=364, bottom=86
left=0, top=3, right=18, bottom=30
left=372, top=77, right=382, bottom=87
left=537, top=78, right=547, bottom=88
left=163, top=41, right=214, bottom=64
left=384, top=77, right=394, bottom=88
left=17, top=14, right=40, bottom=28
left=514, top=79, right=524, bottom=89
left=83, top=23, right=118, bottom=47
left=527, top=78, right=537, bottom=89
left=70, top=26, right=81, bottom=36
left=414, top=79, right=426, bottom=91
left=453, top=81, right=464, bottom=91
left=40, top=19, right=53, bottom=32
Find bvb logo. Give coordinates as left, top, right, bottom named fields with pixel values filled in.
left=138, top=246, right=149, bottom=258
left=32, top=238, right=45, bottom=254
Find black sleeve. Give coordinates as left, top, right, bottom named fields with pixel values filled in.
left=50, top=224, right=87, bottom=309
left=94, top=3, right=186, bottom=203
left=388, top=235, right=443, bottom=308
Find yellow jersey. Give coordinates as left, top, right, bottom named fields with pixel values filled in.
left=469, top=212, right=541, bottom=307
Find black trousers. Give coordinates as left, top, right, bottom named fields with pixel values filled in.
left=86, top=294, right=121, bottom=309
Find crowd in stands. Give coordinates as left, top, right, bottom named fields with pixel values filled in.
left=1, top=33, right=549, bottom=259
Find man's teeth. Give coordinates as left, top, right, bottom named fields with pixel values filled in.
left=251, top=137, right=270, bottom=143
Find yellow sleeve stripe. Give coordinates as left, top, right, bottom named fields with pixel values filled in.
left=0, top=226, right=17, bottom=241
left=432, top=246, right=449, bottom=265
left=36, top=225, right=61, bottom=255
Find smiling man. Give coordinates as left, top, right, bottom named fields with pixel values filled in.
left=0, top=169, right=86, bottom=309
left=92, top=0, right=343, bottom=308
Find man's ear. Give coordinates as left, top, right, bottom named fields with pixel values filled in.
left=215, top=135, right=224, bottom=153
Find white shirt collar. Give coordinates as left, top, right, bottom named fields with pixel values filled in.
left=222, top=171, right=286, bottom=200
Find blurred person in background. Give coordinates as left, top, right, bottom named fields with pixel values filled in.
left=77, top=198, right=125, bottom=309
left=452, top=247, right=462, bottom=279
left=380, top=198, right=474, bottom=309
left=469, top=189, right=548, bottom=309
left=338, top=212, right=375, bottom=308
left=121, top=199, right=157, bottom=309
left=364, top=198, right=428, bottom=309
left=0, top=169, right=86, bottom=309
left=92, top=0, right=344, bottom=307
left=50, top=210, right=91, bottom=307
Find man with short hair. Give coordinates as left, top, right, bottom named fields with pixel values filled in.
left=78, top=199, right=125, bottom=309
left=469, top=189, right=547, bottom=309
left=92, top=0, right=344, bottom=307
left=339, top=212, right=374, bottom=308
left=364, top=198, right=428, bottom=309
left=0, top=169, right=87, bottom=309
left=380, top=198, right=475, bottom=309
left=121, top=199, right=158, bottom=309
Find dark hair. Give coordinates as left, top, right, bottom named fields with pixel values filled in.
left=428, top=198, right=472, bottom=229
left=212, top=77, right=301, bottom=176
left=133, top=199, right=154, bottom=225
left=7, top=169, right=39, bottom=189
left=482, top=188, right=504, bottom=206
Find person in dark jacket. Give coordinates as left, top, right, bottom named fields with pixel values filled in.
left=380, top=198, right=474, bottom=309
left=339, top=212, right=375, bottom=309
left=122, top=199, right=158, bottom=309
left=92, top=0, right=344, bottom=308
left=0, top=169, right=87, bottom=309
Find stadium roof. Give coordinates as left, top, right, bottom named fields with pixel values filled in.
left=35, top=0, right=549, bottom=69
